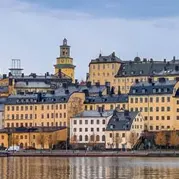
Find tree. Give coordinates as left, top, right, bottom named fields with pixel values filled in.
left=128, top=131, right=138, bottom=149
left=155, top=131, right=167, bottom=151
left=169, top=131, right=179, bottom=152
left=70, top=134, right=78, bottom=149
left=47, top=132, right=60, bottom=149
left=11, top=134, right=19, bottom=146
left=114, top=134, right=122, bottom=149
left=68, top=97, right=84, bottom=118
left=36, top=133, right=47, bottom=149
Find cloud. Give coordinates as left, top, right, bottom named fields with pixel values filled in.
left=0, top=0, right=179, bottom=80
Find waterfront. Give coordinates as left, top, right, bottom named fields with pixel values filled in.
left=0, top=157, right=179, bottom=179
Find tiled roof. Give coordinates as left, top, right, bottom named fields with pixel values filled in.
left=84, top=94, right=128, bottom=104
left=116, top=59, right=179, bottom=77
left=106, top=110, right=138, bottom=131
left=129, top=79, right=176, bottom=95
left=90, top=52, right=122, bottom=64
left=74, top=110, right=113, bottom=118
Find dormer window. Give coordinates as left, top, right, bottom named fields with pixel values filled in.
left=153, top=89, right=156, bottom=93
left=140, top=70, right=143, bottom=74
left=158, top=88, right=161, bottom=93
left=122, top=71, right=126, bottom=75
left=132, top=89, right=136, bottom=94
left=131, top=71, right=134, bottom=75
left=142, top=89, right=146, bottom=93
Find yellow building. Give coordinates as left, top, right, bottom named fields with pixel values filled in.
left=128, top=77, right=179, bottom=131
left=88, top=52, right=122, bottom=87
left=54, top=38, right=75, bottom=82
left=0, top=127, right=67, bottom=149
left=4, top=92, right=85, bottom=129
left=105, top=110, right=144, bottom=149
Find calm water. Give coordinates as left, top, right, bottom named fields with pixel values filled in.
left=0, top=157, right=179, bottom=179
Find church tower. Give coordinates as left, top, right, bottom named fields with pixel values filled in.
left=54, top=38, right=75, bottom=82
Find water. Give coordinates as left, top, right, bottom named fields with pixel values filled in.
left=0, top=157, right=179, bottom=179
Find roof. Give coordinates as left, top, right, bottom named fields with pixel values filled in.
left=90, top=52, right=122, bottom=64
left=106, top=110, right=138, bottom=131
left=5, top=93, right=70, bottom=105
left=55, top=84, right=106, bottom=96
left=54, top=64, right=75, bottom=69
left=74, top=110, right=113, bottom=118
left=0, top=126, right=67, bottom=133
left=129, top=79, right=176, bottom=95
left=0, top=86, right=8, bottom=93
left=84, top=94, right=128, bottom=104
left=116, top=59, right=179, bottom=77
left=15, top=81, right=51, bottom=89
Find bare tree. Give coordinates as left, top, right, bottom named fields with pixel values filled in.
left=155, top=131, right=167, bottom=151
left=128, top=131, right=138, bottom=149
left=169, top=131, right=179, bottom=152
left=70, top=134, right=78, bottom=149
left=36, top=133, right=47, bottom=149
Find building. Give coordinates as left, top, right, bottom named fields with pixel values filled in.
left=0, top=126, right=67, bottom=149
left=4, top=91, right=85, bottom=129
left=128, top=78, right=179, bottom=131
left=88, top=52, right=122, bottom=86
left=54, top=38, right=75, bottom=82
left=70, top=109, right=113, bottom=149
left=105, top=110, right=144, bottom=149
left=88, top=54, right=179, bottom=94
left=0, top=98, right=7, bottom=129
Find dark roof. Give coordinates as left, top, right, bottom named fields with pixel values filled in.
left=90, top=52, right=122, bottom=64
left=54, top=64, right=75, bottom=69
left=5, top=93, right=70, bottom=105
left=129, top=79, right=176, bottom=95
left=116, top=59, right=179, bottom=77
left=0, top=126, right=66, bottom=133
left=0, top=86, right=8, bottom=93
left=106, top=110, right=138, bottom=131
left=74, top=110, right=113, bottom=118
left=84, top=94, right=128, bottom=104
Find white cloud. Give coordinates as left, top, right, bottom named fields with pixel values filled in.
left=0, top=0, right=179, bottom=80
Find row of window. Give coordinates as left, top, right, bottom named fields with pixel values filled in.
left=73, top=127, right=105, bottom=132
left=6, top=121, right=66, bottom=128
left=73, top=119, right=105, bottom=125
left=85, top=104, right=126, bottom=111
left=93, top=72, right=114, bottom=77
left=132, top=88, right=170, bottom=94
left=92, top=64, right=115, bottom=70
left=73, top=134, right=105, bottom=142
left=130, top=106, right=171, bottom=113
left=7, top=113, right=67, bottom=120
left=144, top=116, right=171, bottom=121
left=7, top=104, right=67, bottom=111
left=131, top=125, right=143, bottom=129
left=149, top=125, right=170, bottom=130
left=130, top=96, right=170, bottom=103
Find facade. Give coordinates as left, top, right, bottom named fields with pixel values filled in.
left=70, top=109, right=113, bottom=149
left=105, top=110, right=144, bottom=149
left=54, top=38, right=75, bottom=82
left=0, top=127, right=67, bottom=149
left=88, top=52, right=122, bottom=86
left=4, top=92, right=85, bottom=129
left=88, top=55, right=179, bottom=94
left=128, top=78, right=179, bottom=131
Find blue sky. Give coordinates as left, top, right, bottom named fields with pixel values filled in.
left=0, top=0, right=179, bottom=80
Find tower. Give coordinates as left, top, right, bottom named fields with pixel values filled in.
left=54, top=38, right=75, bottom=82
left=9, top=59, right=23, bottom=77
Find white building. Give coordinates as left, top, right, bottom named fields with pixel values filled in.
left=70, top=109, right=113, bottom=149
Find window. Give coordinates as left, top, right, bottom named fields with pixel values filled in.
left=110, top=133, right=112, bottom=138
left=41, top=114, right=44, bottom=119
left=102, top=128, right=105, bottom=131
left=51, top=113, right=54, bottom=118
left=156, top=97, right=159, bottom=102
left=161, top=97, right=165, bottom=102
left=150, top=107, right=153, bottom=112
left=64, top=113, right=66, bottom=118
left=79, top=128, right=82, bottom=132
left=144, top=116, right=148, bottom=121
left=102, top=135, right=105, bottom=141
left=150, top=116, right=153, bottom=120
left=85, top=128, right=88, bottom=132
left=79, top=120, right=82, bottom=124
left=167, top=116, right=170, bottom=120
left=161, top=107, right=165, bottom=111
left=161, top=116, right=165, bottom=120
left=85, top=105, right=88, bottom=110
left=41, top=105, right=44, bottom=110
left=150, top=126, right=153, bottom=130
left=150, top=97, right=153, bottom=103
left=96, top=135, right=100, bottom=141
left=73, top=128, right=76, bottom=132
left=102, top=120, right=105, bottom=124
left=91, top=120, right=93, bottom=124
left=7, top=106, right=10, bottom=111
left=140, top=98, right=143, bottom=103
left=156, top=126, right=159, bottom=130
left=97, top=128, right=99, bottom=132
left=135, top=98, right=138, bottom=103
left=12, top=106, right=14, bottom=111
left=145, top=98, right=148, bottom=103
left=85, top=120, right=88, bottom=125
left=91, top=128, right=94, bottom=132
left=21, top=106, right=24, bottom=111
left=167, top=107, right=170, bottom=111
left=122, top=133, right=125, bottom=137
left=130, top=98, right=133, bottom=103
left=85, top=135, right=88, bottom=141
left=144, top=107, right=148, bottom=112
left=177, top=116, right=179, bottom=120
left=110, top=105, right=114, bottom=110
left=74, top=120, right=77, bottom=125
left=156, top=107, right=159, bottom=112
left=79, top=135, right=82, bottom=141
left=156, top=116, right=159, bottom=120
left=25, top=114, right=28, bottom=119
left=16, top=106, right=19, bottom=111
left=167, top=97, right=170, bottom=102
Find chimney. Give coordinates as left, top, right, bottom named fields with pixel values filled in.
left=26, top=81, right=29, bottom=86
left=173, top=56, right=176, bottom=62
left=175, top=66, right=179, bottom=71
left=143, top=58, right=147, bottom=62
left=2, top=74, right=7, bottom=79
left=148, top=78, right=152, bottom=83
left=87, top=81, right=92, bottom=88
left=8, top=72, right=12, bottom=77
left=158, top=77, right=166, bottom=83
left=110, top=86, right=115, bottom=95
left=164, top=59, right=166, bottom=63
left=58, top=69, right=62, bottom=78
left=99, top=91, right=103, bottom=97
left=37, top=93, right=42, bottom=102
left=21, top=73, right=24, bottom=77
left=150, top=58, right=153, bottom=63
left=95, top=82, right=100, bottom=87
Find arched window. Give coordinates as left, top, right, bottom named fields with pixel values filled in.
left=85, top=135, right=88, bottom=141
left=96, top=135, right=100, bottom=142
left=90, top=135, right=94, bottom=142
left=102, top=135, right=105, bottom=142
left=79, top=135, right=82, bottom=141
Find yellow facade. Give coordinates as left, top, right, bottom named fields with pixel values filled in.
left=0, top=128, right=67, bottom=149
left=54, top=38, right=75, bottom=82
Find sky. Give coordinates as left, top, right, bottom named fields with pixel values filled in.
left=0, top=0, right=179, bottom=80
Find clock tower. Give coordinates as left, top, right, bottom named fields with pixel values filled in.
left=54, top=38, right=75, bottom=82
